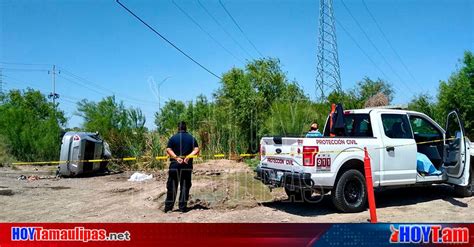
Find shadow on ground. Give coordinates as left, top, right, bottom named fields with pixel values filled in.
left=262, top=185, right=468, bottom=216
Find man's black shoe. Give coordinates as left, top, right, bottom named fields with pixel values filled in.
left=163, top=207, right=173, bottom=213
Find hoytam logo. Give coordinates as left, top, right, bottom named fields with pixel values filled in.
left=390, top=225, right=469, bottom=244
left=11, top=226, right=131, bottom=242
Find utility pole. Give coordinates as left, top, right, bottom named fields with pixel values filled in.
left=316, top=0, right=342, bottom=101
left=48, top=65, right=60, bottom=109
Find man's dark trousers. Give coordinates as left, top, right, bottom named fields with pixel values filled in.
left=164, top=163, right=192, bottom=211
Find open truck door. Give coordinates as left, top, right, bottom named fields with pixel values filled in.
left=444, top=111, right=471, bottom=195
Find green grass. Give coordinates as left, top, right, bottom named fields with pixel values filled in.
left=244, top=158, right=260, bottom=170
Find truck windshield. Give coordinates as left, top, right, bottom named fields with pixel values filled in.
left=323, top=114, right=373, bottom=137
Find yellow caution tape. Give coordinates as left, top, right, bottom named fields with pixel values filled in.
left=122, top=157, right=137, bottom=161
left=10, top=137, right=455, bottom=165
left=240, top=154, right=256, bottom=157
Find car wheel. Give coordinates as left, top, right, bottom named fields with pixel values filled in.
left=332, top=169, right=367, bottom=213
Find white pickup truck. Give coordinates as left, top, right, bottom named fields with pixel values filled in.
left=255, top=108, right=473, bottom=212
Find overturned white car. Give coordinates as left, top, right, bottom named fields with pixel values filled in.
left=58, top=132, right=111, bottom=177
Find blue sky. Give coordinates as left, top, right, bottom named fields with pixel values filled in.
left=1, top=0, right=472, bottom=129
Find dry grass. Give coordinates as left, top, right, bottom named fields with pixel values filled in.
left=364, top=92, right=389, bottom=108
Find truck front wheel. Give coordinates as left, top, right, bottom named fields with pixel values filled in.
left=332, top=169, right=367, bottom=213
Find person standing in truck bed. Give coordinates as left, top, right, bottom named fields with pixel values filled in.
left=164, top=121, right=200, bottom=213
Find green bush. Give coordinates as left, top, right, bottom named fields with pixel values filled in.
left=0, top=89, right=66, bottom=162
left=0, top=135, right=14, bottom=166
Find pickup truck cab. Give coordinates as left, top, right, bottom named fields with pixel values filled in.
left=255, top=108, right=473, bottom=212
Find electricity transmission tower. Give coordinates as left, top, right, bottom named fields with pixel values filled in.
left=316, top=0, right=342, bottom=101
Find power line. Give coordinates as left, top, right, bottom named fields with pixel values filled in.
left=2, top=74, right=50, bottom=91
left=115, top=0, right=222, bottom=80
left=172, top=0, right=244, bottom=63
left=3, top=79, right=84, bottom=110
left=0, top=67, right=49, bottom=72
left=340, top=0, right=413, bottom=94
left=4, top=64, right=125, bottom=99
left=60, top=94, right=82, bottom=102
left=60, top=97, right=80, bottom=105
left=197, top=0, right=254, bottom=60
left=4, top=75, right=83, bottom=102
left=59, top=101, right=78, bottom=109
left=4, top=75, right=85, bottom=105
left=218, top=0, right=264, bottom=58
left=58, top=73, right=137, bottom=104
left=361, top=0, right=419, bottom=84
left=335, top=19, right=391, bottom=81
left=58, top=68, right=161, bottom=106
left=2, top=62, right=164, bottom=107
left=59, top=68, right=118, bottom=95
left=57, top=73, right=110, bottom=97
left=3, top=73, right=160, bottom=127
left=0, top=61, right=53, bottom=67
left=58, top=73, right=161, bottom=108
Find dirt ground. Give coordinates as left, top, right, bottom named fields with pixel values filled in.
left=1, top=160, right=474, bottom=223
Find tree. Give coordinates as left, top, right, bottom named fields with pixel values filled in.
left=76, top=96, right=146, bottom=157
left=76, top=96, right=126, bottom=134
left=186, top=95, right=212, bottom=152
left=154, top=99, right=187, bottom=135
left=0, top=134, right=13, bottom=165
left=0, top=89, right=66, bottom=161
left=214, top=58, right=307, bottom=153
left=437, top=51, right=474, bottom=138
left=408, top=94, right=438, bottom=120
left=326, top=77, right=393, bottom=110
left=354, top=77, right=394, bottom=104
left=125, top=108, right=147, bottom=157
left=263, top=101, right=327, bottom=137
left=327, top=90, right=362, bottom=110
left=153, top=58, right=308, bottom=155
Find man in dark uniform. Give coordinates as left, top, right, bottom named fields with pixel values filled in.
left=164, top=121, right=199, bottom=213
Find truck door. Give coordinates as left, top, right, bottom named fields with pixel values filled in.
left=379, top=113, right=417, bottom=185
left=444, top=111, right=468, bottom=180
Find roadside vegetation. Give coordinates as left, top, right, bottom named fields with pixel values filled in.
left=0, top=51, right=472, bottom=168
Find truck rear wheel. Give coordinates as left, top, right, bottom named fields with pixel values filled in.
left=332, top=169, right=367, bottom=213
left=285, top=187, right=312, bottom=202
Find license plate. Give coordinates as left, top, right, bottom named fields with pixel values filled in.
left=269, top=170, right=283, bottom=181
left=276, top=171, right=284, bottom=181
